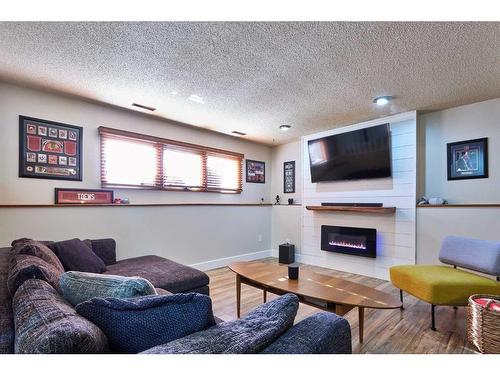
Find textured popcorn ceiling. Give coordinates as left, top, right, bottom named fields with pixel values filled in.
left=0, top=22, right=499, bottom=145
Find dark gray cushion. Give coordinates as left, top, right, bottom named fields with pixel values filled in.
left=439, top=236, right=500, bottom=276
left=85, top=238, right=116, bottom=266
left=261, top=312, right=352, bottom=354
left=7, top=254, right=63, bottom=296
left=51, top=238, right=107, bottom=273
left=76, top=293, right=216, bottom=353
left=104, top=255, right=209, bottom=293
left=142, top=293, right=299, bottom=354
left=13, top=279, right=108, bottom=354
left=60, top=271, right=157, bottom=306
left=0, top=247, right=14, bottom=354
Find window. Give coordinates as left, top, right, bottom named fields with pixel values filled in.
left=99, top=127, right=243, bottom=193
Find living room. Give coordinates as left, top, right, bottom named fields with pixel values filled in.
left=1, top=2, right=499, bottom=372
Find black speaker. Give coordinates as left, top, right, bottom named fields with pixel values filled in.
left=288, top=264, right=299, bottom=280
left=279, top=243, right=295, bottom=264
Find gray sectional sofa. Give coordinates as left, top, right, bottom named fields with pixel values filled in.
left=0, top=238, right=352, bottom=354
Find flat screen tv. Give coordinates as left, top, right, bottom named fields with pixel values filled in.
left=308, top=124, right=392, bottom=183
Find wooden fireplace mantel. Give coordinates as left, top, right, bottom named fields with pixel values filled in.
left=305, top=205, right=396, bottom=214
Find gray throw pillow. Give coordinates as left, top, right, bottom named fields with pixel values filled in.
left=60, top=271, right=157, bottom=306
left=142, top=293, right=299, bottom=354
left=13, top=278, right=108, bottom=354
left=51, top=238, right=107, bottom=273
left=7, top=254, right=63, bottom=296
left=10, top=239, right=64, bottom=272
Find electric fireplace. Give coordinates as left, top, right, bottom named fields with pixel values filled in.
left=321, top=225, right=376, bottom=258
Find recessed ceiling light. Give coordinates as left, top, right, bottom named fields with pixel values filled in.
left=188, top=94, right=205, bottom=104
left=279, top=125, right=292, bottom=131
left=170, top=90, right=178, bottom=95
left=373, top=96, right=394, bottom=106
left=231, top=131, right=246, bottom=136
left=132, top=103, right=156, bottom=111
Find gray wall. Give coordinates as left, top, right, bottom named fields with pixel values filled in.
left=417, top=97, right=500, bottom=264
left=0, top=206, right=272, bottom=268
left=0, top=81, right=273, bottom=266
left=419, top=98, right=500, bottom=203
left=0, top=81, right=272, bottom=205
left=417, top=207, right=500, bottom=265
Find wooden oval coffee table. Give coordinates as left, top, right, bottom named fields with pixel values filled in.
left=229, top=261, right=402, bottom=343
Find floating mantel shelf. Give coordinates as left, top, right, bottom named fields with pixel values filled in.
left=305, top=206, right=396, bottom=214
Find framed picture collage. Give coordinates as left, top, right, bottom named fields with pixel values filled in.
left=19, top=116, right=82, bottom=181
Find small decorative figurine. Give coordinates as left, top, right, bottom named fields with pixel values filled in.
left=417, top=196, right=429, bottom=205
left=275, top=195, right=281, bottom=205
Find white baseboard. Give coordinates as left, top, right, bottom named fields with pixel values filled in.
left=189, top=249, right=274, bottom=271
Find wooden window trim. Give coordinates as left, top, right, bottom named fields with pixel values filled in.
left=99, top=127, right=244, bottom=193
left=99, top=127, right=243, bottom=158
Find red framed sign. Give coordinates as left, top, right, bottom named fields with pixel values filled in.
left=55, top=188, right=114, bottom=204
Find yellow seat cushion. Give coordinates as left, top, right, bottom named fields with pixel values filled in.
left=390, top=265, right=500, bottom=306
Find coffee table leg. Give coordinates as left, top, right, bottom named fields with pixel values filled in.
left=236, top=274, right=241, bottom=318
left=358, top=307, right=365, bottom=344
left=263, top=289, right=267, bottom=303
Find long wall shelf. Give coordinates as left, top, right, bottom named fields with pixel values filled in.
left=305, top=205, right=396, bottom=214
left=417, top=204, right=500, bottom=208
left=0, top=203, right=273, bottom=208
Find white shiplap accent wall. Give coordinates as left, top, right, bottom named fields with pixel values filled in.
left=301, top=112, right=417, bottom=280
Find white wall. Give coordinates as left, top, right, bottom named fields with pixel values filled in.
left=300, top=112, right=417, bottom=280
left=419, top=98, right=500, bottom=203
left=0, top=81, right=272, bottom=205
left=0, top=81, right=273, bottom=266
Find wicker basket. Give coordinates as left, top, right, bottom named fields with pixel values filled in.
left=467, top=294, right=500, bottom=354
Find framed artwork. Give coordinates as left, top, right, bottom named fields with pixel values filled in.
left=55, top=188, right=114, bottom=204
left=246, top=159, right=265, bottom=183
left=283, top=160, right=295, bottom=193
left=19, top=116, right=83, bottom=181
left=447, top=138, right=488, bottom=180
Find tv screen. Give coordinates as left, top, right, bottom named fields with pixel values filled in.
left=308, top=124, right=392, bottom=183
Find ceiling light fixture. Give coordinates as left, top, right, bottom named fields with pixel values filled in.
left=231, top=131, right=246, bottom=136
left=373, top=96, right=393, bottom=106
left=188, top=94, right=205, bottom=104
left=132, top=103, right=156, bottom=111
left=279, top=125, right=292, bottom=131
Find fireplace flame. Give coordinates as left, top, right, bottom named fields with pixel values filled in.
left=329, top=240, right=367, bottom=250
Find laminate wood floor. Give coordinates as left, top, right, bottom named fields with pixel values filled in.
left=206, top=258, right=476, bottom=354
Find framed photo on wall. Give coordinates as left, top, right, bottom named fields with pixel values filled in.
left=19, top=116, right=83, bottom=181
left=283, top=160, right=295, bottom=193
left=447, top=137, right=488, bottom=180
left=246, top=159, right=265, bottom=183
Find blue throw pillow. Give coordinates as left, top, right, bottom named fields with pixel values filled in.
left=60, top=271, right=157, bottom=306
left=142, top=293, right=299, bottom=354
left=76, top=293, right=216, bottom=353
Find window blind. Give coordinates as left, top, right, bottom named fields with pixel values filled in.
left=99, top=127, right=243, bottom=193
